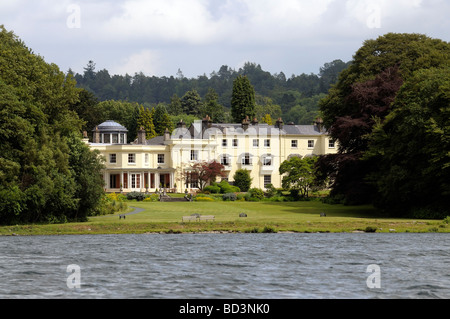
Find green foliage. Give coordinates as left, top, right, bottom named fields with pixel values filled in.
left=0, top=26, right=105, bottom=225
left=318, top=32, right=450, bottom=213
left=213, top=180, right=240, bottom=194
left=181, top=90, right=203, bottom=116
left=279, top=156, right=321, bottom=198
left=201, top=88, right=226, bottom=123
left=231, top=75, right=256, bottom=123
left=203, top=185, right=221, bottom=194
left=170, top=114, right=199, bottom=128
left=96, top=100, right=140, bottom=142
left=366, top=67, right=450, bottom=218
left=168, top=94, right=183, bottom=115
left=153, top=103, right=174, bottom=135
left=255, top=96, right=282, bottom=123
left=99, top=193, right=128, bottom=215
left=248, top=188, right=264, bottom=200
left=137, top=105, right=156, bottom=139
left=264, top=184, right=277, bottom=198
left=233, top=169, right=252, bottom=192
left=261, top=225, right=278, bottom=233
left=194, top=196, right=215, bottom=202
left=126, top=192, right=146, bottom=201
left=364, top=226, right=377, bottom=233
left=222, top=193, right=237, bottom=201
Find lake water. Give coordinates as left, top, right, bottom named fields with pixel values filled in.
left=0, top=233, right=449, bottom=299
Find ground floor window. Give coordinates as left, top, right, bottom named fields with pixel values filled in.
left=110, top=174, right=120, bottom=188
left=131, top=173, right=141, bottom=189
left=123, top=173, right=128, bottom=189
left=264, top=175, right=272, bottom=188
left=185, top=172, right=199, bottom=189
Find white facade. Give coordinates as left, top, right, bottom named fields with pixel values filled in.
left=87, top=118, right=338, bottom=193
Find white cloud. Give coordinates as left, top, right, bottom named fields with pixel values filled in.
left=112, top=49, right=162, bottom=76
left=99, top=0, right=339, bottom=45
left=1, top=0, right=448, bottom=78
left=101, top=0, right=220, bottom=44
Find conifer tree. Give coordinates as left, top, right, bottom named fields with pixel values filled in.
left=137, top=105, right=156, bottom=139
left=153, top=104, right=174, bottom=135
left=231, top=75, right=256, bottom=123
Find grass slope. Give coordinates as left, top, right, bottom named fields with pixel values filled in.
left=1, top=201, right=448, bottom=235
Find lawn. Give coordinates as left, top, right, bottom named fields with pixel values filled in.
left=1, top=200, right=448, bottom=235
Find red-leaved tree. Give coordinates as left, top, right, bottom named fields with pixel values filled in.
left=186, top=161, right=226, bottom=190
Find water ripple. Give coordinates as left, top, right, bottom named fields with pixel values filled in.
left=0, top=233, right=448, bottom=299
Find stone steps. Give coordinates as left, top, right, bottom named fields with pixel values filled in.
left=159, top=196, right=190, bottom=202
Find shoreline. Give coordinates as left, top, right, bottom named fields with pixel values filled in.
left=2, top=225, right=448, bottom=236
left=2, top=202, right=448, bottom=236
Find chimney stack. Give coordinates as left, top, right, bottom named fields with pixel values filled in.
left=164, top=128, right=171, bottom=141
left=315, top=117, right=324, bottom=132
left=138, top=127, right=146, bottom=144
left=275, top=118, right=284, bottom=130
left=202, top=115, right=212, bottom=132
left=242, top=116, right=250, bottom=131
left=251, top=117, right=259, bottom=126
left=93, top=126, right=100, bottom=143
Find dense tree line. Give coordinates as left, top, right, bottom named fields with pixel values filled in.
left=318, top=33, right=450, bottom=218
left=70, top=60, right=350, bottom=128
left=0, top=26, right=105, bottom=225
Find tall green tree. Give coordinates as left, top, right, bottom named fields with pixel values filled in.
left=318, top=33, right=450, bottom=206
left=201, top=88, right=226, bottom=123
left=366, top=67, right=450, bottom=218
left=231, top=75, right=256, bottom=123
left=153, top=103, right=174, bottom=135
left=168, top=94, right=183, bottom=115
left=137, top=105, right=156, bottom=139
left=0, top=26, right=105, bottom=224
left=181, top=90, right=203, bottom=116
left=96, top=100, right=140, bottom=142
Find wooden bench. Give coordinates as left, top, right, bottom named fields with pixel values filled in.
left=199, top=215, right=215, bottom=222
left=182, top=216, right=198, bottom=222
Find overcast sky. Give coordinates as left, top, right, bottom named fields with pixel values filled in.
left=1, top=0, right=448, bottom=78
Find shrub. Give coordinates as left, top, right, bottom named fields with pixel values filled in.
left=264, top=184, right=277, bottom=198
left=410, top=207, right=448, bottom=219
left=262, top=225, right=277, bottom=233
left=248, top=188, right=264, bottom=200
left=217, top=180, right=240, bottom=194
left=98, top=194, right=128, bottom=215
left=194, top=196, right=215, bottom=202
left=126, top=192, right=146, bottom=201
left=265, top=195, right=286, bottom=202
left=143, top=194, right=159, bottom=202
left=364, top=226, right=377, bottom=233
left=223, top=193, right=237, bottom=201
left=204, top=185, right=220, bottom=194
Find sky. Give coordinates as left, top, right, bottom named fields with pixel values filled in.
left=1, top=0, right=449, bottom=78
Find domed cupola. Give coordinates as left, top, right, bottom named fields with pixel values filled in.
left=92, top=120, right=128, bottom=144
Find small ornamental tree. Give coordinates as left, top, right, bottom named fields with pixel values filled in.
left=279, top=156, right=321, bottom=198
left=188, top=161, right=226, bottom=191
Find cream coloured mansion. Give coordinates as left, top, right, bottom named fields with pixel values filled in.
left=86, top=117, right=338, bottom=193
